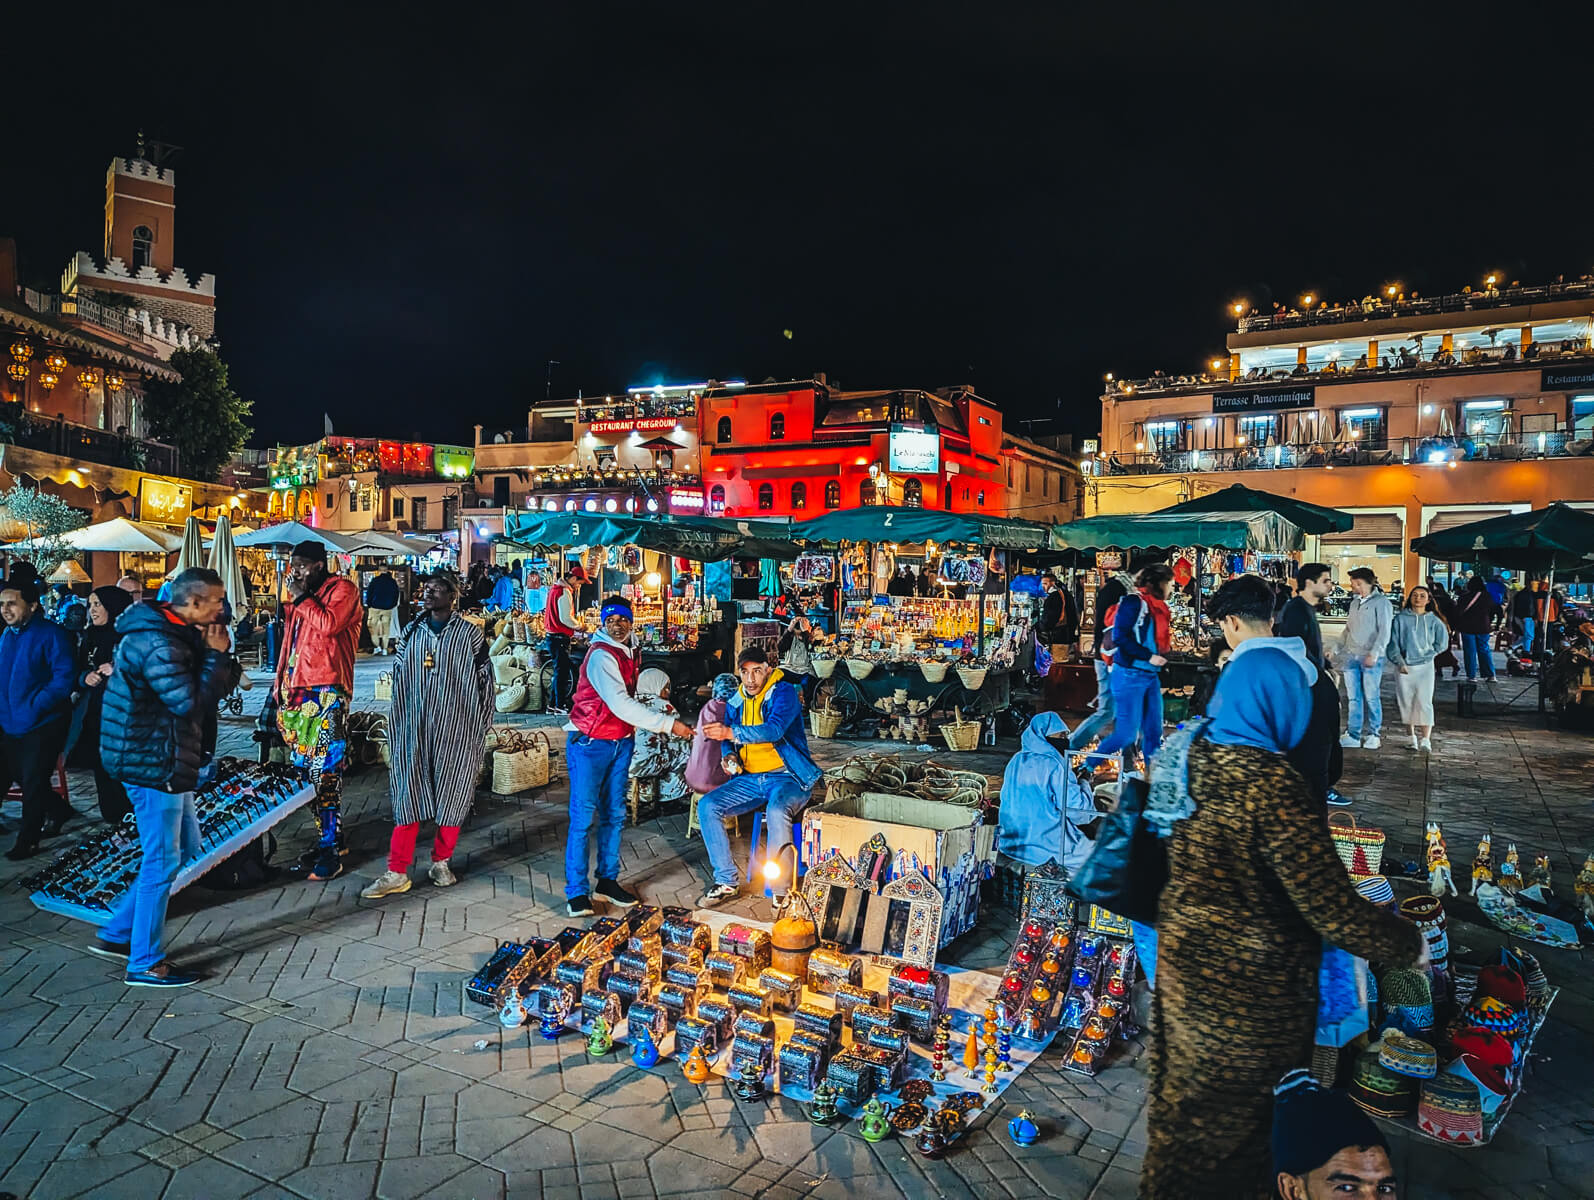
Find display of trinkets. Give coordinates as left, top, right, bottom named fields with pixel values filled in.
left=792, top=1003, right=844, bottom=1051
left=778, top=1036, right=826, bottom=1091
left=705, top=951, right=746, bottom=990
left=732, top=1012, right=777, bottom=1043
left=1007, top=1110, right=1040, bottom=1147
left=604, top=970, right=651, bottom=1015
left=467, top=941, right=531, bottom=1009
left=580, top=988, right=622, bottom=1031
left=859, top=1043, right=908, bottom=1091
left=832, top=983, right=880, bottom=1021
left=889, top=1099, right=929, bottom=1133
left=538, top=983, right=574, bottom=1039
left=1058, top=936, right=1105, bottom=1031
left=757, top=967, right=803, bottom=1013
left=627, top=931, right=664, bottom=963
left=726, top=983, right=773, bottom=1018
left=656, top=983, right=696, bottom=1028
left=1062, top=945, right=1136, bottom=1077
left=554, top=953, right=612, bottom=1000
left=664, top=963, right=710, bottom=998
left=588, top=915, right=627, bottom=952
left=930, top=1015, right=950, bottom=1080
left=587, top=1014, right=614, bottom=1056
left=661, top=945, right=704, bottom=971
left=864, top=1027, right=909, bottom=1058
left=613, top=949, right=662, bottom=983
left=625, top=1000, right=668, bottom=1043
left=718, top=923, right=773, bottom=972
left=694, top=997, right=736, bottom=1042
left=825, top=1050, right=876, bottom=1104
left=27, top=759, right=315, bottom=924
left=890, top=996, right=937, bottom=1043
left=660, top=908, right=711, bottom=953
left=899, top=1079, right=934, bottom=1103
left=849, top=1004, right=896, bottom=1045
left=674, top=1015, right=720, bottom=1058
left=805, top=946, right=864, bottom=995
left=888, top=964, right=950, bottom=1019
left=731, top=1031, right=775, bottom=1077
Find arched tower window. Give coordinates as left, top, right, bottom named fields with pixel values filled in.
left=790, top=481, right=807, bottom=510
left=770, top=412, right=786, bottom=440
left=132, top=225, right=154, bottom=272
left=903, top=478, right=923, bottom=508
left=757, top=483, right=775, bottom=511
left=824, top=480, right=840, bottom=509
left=716, top=416, right=732, bottom=443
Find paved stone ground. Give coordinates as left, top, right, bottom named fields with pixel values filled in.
left=1, top=656, right=1591, bottom=1199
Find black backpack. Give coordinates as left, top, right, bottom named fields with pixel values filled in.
left=197, top=832, right=279, bottom=890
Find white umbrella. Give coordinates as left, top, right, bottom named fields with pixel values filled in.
left=230, top=521, right=364, bottom=554
left=176, top=515, right=206, bottom=574
left=49, top=559, right=91, bottom=584
left=7, top=517, right=184, bottom=554
left=208, top=513, right=248, bottom=612
left=350, top=530, right=442, bottom=556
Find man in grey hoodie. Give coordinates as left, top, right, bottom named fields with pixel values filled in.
left=1338, top=568, right=1393, bottom=750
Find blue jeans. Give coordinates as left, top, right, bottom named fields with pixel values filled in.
left=1461, top=632, right=1496, bottom=681
left=1522, top=617, right=1537, bottom=653
left=1067, top=659, right=1116, bottom=749
left=697, top=771, right=810, bottom=887
left=1344, top=658, right=1384, bottom=738
left=564, top=732, right=634, bottom=898
left=101, top=786, right=200, bottom=974
left=1095, top=665, right=1163, bottom=761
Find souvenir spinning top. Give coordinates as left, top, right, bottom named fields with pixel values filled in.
left=682, top=1043, right=712, bottom=1084
left=1007, top=1109, right=1040, bottom=1147
left=630, top=1023, right=660, bottom=1069
left=732, top=1061, right=766, bottom=1103
left=930, top=1016, right=950, bottom=1081
left=981, top=1044, right=999, bottom=1095
left=859, top=1096, right=893, bottom=1142
left=586, top=1014, right=613, bottom=1056
left=808, top=1081, right=839, bottom=1126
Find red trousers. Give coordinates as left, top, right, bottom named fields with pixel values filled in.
left=388, top=822, right=460, bottom=873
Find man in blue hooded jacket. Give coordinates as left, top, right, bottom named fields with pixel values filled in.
left=1, top=576, right=78, bottom=858
left=696, top=646, right=821, bottom=906
left=997, top=711, right=1099, bottom=875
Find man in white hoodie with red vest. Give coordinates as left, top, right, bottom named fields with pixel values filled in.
left=562, top=595, right=692, bottom=918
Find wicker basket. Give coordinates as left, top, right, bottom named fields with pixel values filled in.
left=813, top=658, right=838, bottom=679
left=921, top=660, right=950, bottom=683
left=956, top=666, right=987, bottom=690
left=846, top=658, right=876, bottom=679
left=493, top=730, right=553, bottom=793
left=938, top=707, right=982, bottom=752
left=810, top=705, right=844, bottom=739
left=1328, top=813, right=1386, bottom=880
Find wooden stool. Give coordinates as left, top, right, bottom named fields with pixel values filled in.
left=685, top=792, right=742, bottom=842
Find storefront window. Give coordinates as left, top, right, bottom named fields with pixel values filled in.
left=1338, top=407, right=1387, bottom=449
left=757, top=483, right=774, bottom=511
left=791, top=481, right=806, bottom=510
left=1575, top=396, right=1594, bottom=440
left=824, top=480, right=840, bottom=508
left=1460, top=399, right=1508, bottom=443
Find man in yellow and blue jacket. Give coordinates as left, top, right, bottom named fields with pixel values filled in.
left=696, top=646, right=821, bottom=906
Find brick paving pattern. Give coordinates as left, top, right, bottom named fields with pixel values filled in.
left=1, top=657, right=1590, bottom=1198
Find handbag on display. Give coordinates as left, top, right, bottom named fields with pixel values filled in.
left=1065, top=776, right=1168, bottom=926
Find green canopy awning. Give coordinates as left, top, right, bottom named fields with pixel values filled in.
left=1049, top=510, right=1306, bottom=554
left=790, top=506, right=1051, bottom=549
left=501, top=510, right=801, bottom=561
left=1159, top=483, right=1354, bottom=535
left=1410, top=503, right=1594, bottom=581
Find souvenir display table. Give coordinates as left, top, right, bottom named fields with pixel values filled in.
left=24, top=760, right=314, bottom=925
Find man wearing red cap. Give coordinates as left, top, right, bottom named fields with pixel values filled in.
left=544, top=564, right=587, bottom=714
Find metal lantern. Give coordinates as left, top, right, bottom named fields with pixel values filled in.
left=78, top=368, right=99, bottom=390
left=39, top=371, right=59, bottom=391
left=43, top=351, right=67, bottom=375
left=8, top=339, right=32, bottom=363
left=104, top=372, right=125, bottom=393
left=5, top=362, right=26, bottom=382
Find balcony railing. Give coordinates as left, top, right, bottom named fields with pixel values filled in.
left=0, top=401, right=179, bottom=476
left=1235, top=278, right=1594, bottom=334
left=576, top=397, right=697, bottom=424
left=1101, top=431, right=1592, bottom=476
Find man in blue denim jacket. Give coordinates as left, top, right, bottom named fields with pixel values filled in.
left=694, top=646, right=821, bottom=906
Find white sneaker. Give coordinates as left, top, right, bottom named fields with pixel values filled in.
left=428, top=860, right=457, bottom=887
left=1419, top=736, right=1433, bottom=752
left=1411, top=731, right=1421, bottom=750
left=1339, top=734, right=1362, bottom=749
left=1364, top=735, right=1382, bottom=750
left=361, top=870, right=411, bottom=899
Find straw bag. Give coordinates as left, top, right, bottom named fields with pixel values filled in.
left=846, top=658, right=876, bottom=679
left=938, top=706, right=981, bottom=752
left=810, top=703, right=843, bottom=740
left=813, top=658, right=838, bottom=679
left=492, top=730, right=552, bottom=793
left=920, top=660, right=950, bottom=683
left=373, top=672, right=393, bottom=701
left=956, top=666, right=987, bottom=690
left=1328, top=813, right=1386, bottom=880
left=495, top=682, right=529, bottom=714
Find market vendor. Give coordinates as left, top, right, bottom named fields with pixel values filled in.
left=695, top=646, right=823, bottom=907
left=995, top=711, right=1099, bottom=875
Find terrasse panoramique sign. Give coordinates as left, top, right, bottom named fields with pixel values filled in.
left=1211, top=386, right=1316, bottom=414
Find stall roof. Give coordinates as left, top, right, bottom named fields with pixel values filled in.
left=790, top=506, right=1051, bottom=549
left=1410, top=503, right=1594, bottom=581
left=501, top=510, right=801, bottom=561
left=5, top=517, right=182, bottom=555
left=1159, top=484, right=1354, bottom=535
left=1049, top=510, right=1306, bottom=554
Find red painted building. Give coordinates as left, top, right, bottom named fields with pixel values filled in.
left=697, top=378, right=1006, bottom=517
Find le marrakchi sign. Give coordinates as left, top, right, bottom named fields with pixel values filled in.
left=588, top=417, right=680, bottom=435
left=1211, top=386, right=1315, bottom=414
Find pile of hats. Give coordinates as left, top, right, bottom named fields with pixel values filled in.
left=1398, top=894, right=1451, bottom=1004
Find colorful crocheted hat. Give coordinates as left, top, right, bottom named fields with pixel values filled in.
left=1378, top=1031, right=1438, bottom=1079
left=1475, top=965, right=1526, bottom=1013
left=1458, top=995, right=1522, bottom=1038
left=1381, top=967, right=1435, bottom=1036
left=1418, top=1074, right=1484, bottom=1145
left=1397, top=894, right=1445, bottom=927
left=1446, top=1028, right=1514, bottom=1104
left=1356, top=875, right=1396, bottom=909
left=1350, top=1049, right=1417, bottom=1118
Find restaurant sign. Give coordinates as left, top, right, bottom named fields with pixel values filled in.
left=588, top=416, right=680, bottom=435
left=1211, top=387, right=1316, bottom=414
left=138, top=477, right=193, bottom=525
left=888, top=424, right=941, bottom=474
left=1540, top=365, right=1594, bottom=392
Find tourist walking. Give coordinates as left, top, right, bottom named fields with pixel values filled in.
left=363, top=568, right=401, bottom=654
left=1067, top=567, right=1131, bottom=752
left=69, top=586, right=136, bottom=825
left=544, top=564, right=587, bottom=713
left=92, top=569, right=239, bottom=987
left=696, top=646, right=823, bottom=906
left=363, top=572, right=494, bottom=899
left=563, top=596, right=692, bottom=917
left=1388, top=585, right=1449, bottom=752
left=274, top=541, right=363, bottom=882
left=1140, top=575, right=1424, bottom=1199
left=0, top=576, right=78, bottom=858
left=1450, top=574, right=1498, bottom=682
left=1277, top=562, right=1346, bottom=806
left=1092, top=563, right=1174, bottom=764
left=1338, top=568, right=1392, bottom=750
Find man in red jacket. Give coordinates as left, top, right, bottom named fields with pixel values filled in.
left=274, top=541, right=363, bottom=881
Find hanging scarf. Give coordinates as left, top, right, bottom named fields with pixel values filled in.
left=1144, top=715, right=1210, bottom=838
left=1139, top=588, right=1172, bottom=653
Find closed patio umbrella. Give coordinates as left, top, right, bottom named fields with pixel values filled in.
left=176, top=515, right=206, bottom=574
left=208, top=513, right=249, bottom=612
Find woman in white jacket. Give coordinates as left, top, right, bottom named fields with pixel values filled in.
left=1387, top=585, right=1450, bottom=751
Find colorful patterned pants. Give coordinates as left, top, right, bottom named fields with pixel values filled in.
left=277, top=685, right=350, bottom=852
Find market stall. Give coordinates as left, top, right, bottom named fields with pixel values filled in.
left=4, top=515, right=185, bottom=591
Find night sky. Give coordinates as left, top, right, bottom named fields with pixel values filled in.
left=9, top=9, right=1590, bottom=449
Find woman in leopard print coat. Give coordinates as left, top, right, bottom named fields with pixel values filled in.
left=1141, top=740, right=1424, bottom=1199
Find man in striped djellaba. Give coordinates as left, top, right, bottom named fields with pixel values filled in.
left=362, top=571, right=494, bottom=898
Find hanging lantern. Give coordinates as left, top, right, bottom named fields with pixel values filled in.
left=78, top=367, right=100, bottom=390
left=6, top=362, right=28, bottom=382
left=9, top=339, right=33, bottom=364
left=39, top=372, right=59, bottom=390
left=43, top=351, right=67, bottom=375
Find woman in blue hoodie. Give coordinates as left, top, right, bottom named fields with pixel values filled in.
left=1094, top=562, right=1175, bottom=765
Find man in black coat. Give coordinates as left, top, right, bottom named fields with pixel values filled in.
left=1276, top=563, right=1346, bottom=807
left=91, top=568, right=238, bottom=988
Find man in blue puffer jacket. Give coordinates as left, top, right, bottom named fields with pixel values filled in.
left=1, top=576, right=77, bottom=859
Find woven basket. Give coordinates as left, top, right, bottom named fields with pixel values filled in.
left=813, top=658, right=838, bottom=679
left=956, top=666, right=987, bottom=691
left=1354, top=875, right=1395, bottom=909
left=373, top=672, right=393, bottom=702
left=846, top=658, right=876, bottom=679
left=495, top=682, right=529, bottom=714
left=938, top=706, right=981, bottom=752
left=492, top=730, right=552, bottom=793
left=1328, top=813, right=1386, bottom=880
left=920, top=660, right=950, bottom=683
left=810, top=706, right=844, bottom=739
